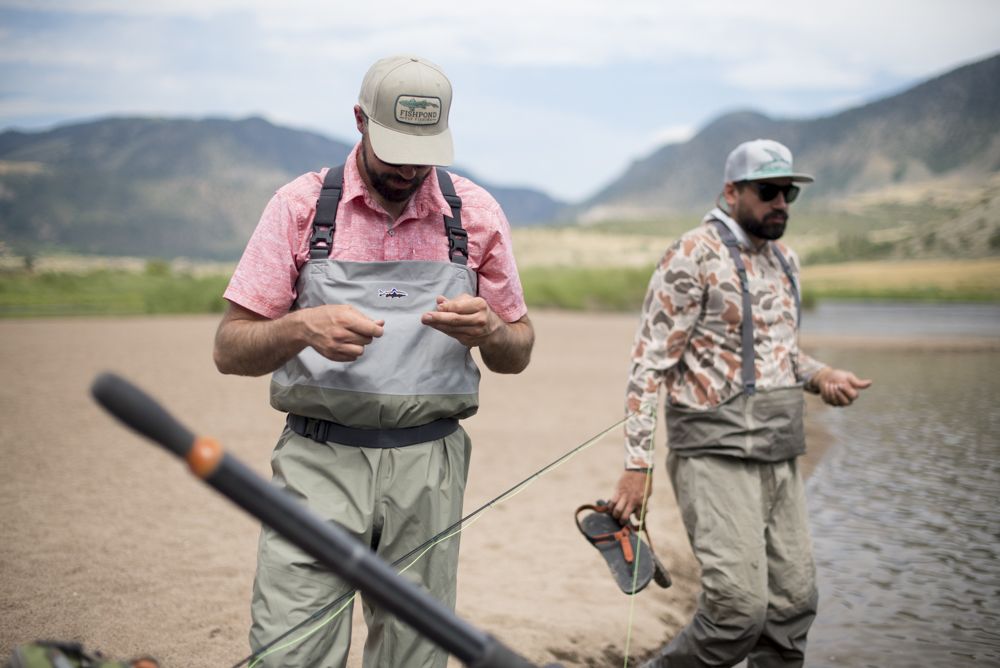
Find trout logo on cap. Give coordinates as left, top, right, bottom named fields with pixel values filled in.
left=396, top=96, right=441, bottom=125
left=755, top=148, right=792, bottom=176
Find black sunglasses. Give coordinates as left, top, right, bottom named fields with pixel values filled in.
left=744, top=181, right=800, bottom=204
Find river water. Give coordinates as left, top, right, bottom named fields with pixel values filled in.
left=799, top=303, right=1000, bottom=667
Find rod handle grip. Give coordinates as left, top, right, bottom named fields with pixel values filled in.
left=91, top=372, right=195, bottom=459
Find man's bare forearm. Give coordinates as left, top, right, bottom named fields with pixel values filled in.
left=214, top=304, right=306, bottom=377
left=480, top=315, right=534, bottom=374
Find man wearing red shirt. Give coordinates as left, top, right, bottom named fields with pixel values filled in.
left=214, top=55, right=534, bottom=668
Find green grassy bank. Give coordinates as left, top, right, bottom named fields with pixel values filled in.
left=1, top=257, right=997, bottom=317
left=0, top=263, right=230, bottom=317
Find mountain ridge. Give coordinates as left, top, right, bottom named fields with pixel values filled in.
left=580, top=52, right=1000, bottom=219
left=0, top=116, right=567, bottom=259
left=1, top=53, right=997, bottom=259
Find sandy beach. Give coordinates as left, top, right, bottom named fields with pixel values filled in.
left=1, top=311, right=851, bottom=667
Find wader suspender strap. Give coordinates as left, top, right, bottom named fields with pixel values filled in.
left=307, top=165, right=467, bottom=265
left=771, top=246, right=801, bottom=328
left=711, top=220, right=756, bottom=395
left=309, top=166, right=345, bottom=259
left=436, top=168, right=468, bottom=265
left=711, top=220, right=803, bottom=395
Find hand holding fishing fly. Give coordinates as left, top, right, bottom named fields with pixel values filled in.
left=213, top=302, right=383, bottom=376
left=297, top=304, right=384, bottom=362
left=422, top=294, right=534, bottom=374
left=421, top=294, right=500, bottom=346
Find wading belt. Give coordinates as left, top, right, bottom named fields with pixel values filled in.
left=710, top=220, right=801, bottom=396
left=308, top=164, right=468, bottom=264
left=287, top=414, right=460, bottom=448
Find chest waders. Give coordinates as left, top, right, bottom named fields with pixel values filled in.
left=270, top=165, right=481, bottom=445
left=665, top=220, right=806, bottom=461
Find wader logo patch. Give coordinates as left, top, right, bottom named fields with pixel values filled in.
left=378, top=288, right=408, bottom=299
left=395, top=96, right=441, bottom=125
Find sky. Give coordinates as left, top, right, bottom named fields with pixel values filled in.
left=0, top=1, right=998, bottom=202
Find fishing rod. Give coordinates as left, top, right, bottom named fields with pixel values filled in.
left=90, top=372, right=558, bottom=668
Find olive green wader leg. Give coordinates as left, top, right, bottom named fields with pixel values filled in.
left=249, top=427, right=471, bottom=668
left=643, top=454, right=817, bottom=668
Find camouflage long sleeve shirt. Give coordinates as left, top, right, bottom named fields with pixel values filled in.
left=624, top=209, right=828, bottom=469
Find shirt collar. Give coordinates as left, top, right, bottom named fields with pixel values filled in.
left=340, top=143, right=368, bottom=205
left=704, top=207, right=752, bottom=249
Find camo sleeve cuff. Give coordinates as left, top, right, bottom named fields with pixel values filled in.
left=797, top=350, right=828, bottom=389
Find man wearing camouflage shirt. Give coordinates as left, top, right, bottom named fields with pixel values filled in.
left=610, top=139, right=871, bottom=667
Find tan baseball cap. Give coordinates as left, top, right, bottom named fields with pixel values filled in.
left=724, top=139, right=814, bottom=184
left=358, top=55, right=453, bottom=166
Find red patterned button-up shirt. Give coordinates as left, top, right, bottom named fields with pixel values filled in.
left=225, top=144, right=527, bottom=324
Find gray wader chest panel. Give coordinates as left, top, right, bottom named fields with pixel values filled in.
left=270, top=166, right=481, bottom=433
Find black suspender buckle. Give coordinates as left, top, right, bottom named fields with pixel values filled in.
left=308, top=165, right=346, bottom=259
left=447, top=226, right=469, bottom=264
left=308, top=224, right=335, bottom=259
left=436, top=169, right=468, bottom=266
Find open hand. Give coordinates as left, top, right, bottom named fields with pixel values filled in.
left=814, top=368, right=872, bottom=407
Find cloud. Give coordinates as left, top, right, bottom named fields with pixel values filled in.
left=650, top=124, right=698, bottom=147
left=723, top=56, right=873, bottom=92
left=2, top=0, right=998, bottom=199
left=6, top=2, right=1000, bottom=85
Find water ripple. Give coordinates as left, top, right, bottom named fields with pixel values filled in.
left=804, top=347, right=1000, bottom=666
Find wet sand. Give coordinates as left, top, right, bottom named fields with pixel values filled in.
left=1, top=311, right=845, bottom=667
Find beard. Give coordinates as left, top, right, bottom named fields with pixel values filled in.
left=735, top=205, right=788, bottom=241
left=361, top=145, right=427, bottom=202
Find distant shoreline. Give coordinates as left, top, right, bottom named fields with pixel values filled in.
left=1, top=254, right=998, bottom=316
left=801, top=333, right=1000, bottom=351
